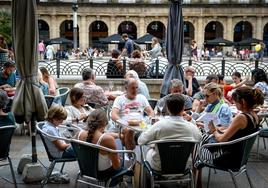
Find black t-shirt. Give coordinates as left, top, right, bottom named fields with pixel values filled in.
left=186, top=77, right=200, bottom=97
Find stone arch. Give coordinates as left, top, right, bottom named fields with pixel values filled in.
left=59, top=20, right=80, bottom=47
left=118, top=21, right=137, bottom=39
left=89, top=20, right=108, bottom=48
left=204, top=21, right=224, bottom=41
left=38, top=19, right=50, bottom=41
left=146, top=21, right=166, bottom=40
left=233, top=21, right=252, bottom=42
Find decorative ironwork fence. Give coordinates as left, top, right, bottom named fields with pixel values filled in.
left=38, top=57, right=267, bottom=78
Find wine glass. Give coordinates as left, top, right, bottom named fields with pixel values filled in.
left=108, top=81, right=114, bottom=91
left=158, top=102, right=164, bottom=117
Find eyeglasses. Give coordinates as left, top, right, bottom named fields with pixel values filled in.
left=205, top=92, right=214, bottom=98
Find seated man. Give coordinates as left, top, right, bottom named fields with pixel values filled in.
left=111, top=78, right=154, bottom=149
left=138, top=94, right=202, bottom=171
left=156, top=79, right=192, bottom=115
left=74, top=68, right=108, bottom=107
left=0, top=61, right=16, bottom=94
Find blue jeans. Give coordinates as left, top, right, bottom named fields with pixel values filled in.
left=62, top=145, right=76, bottom=158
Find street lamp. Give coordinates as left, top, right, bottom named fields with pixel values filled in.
left=72, top=0, right=78, bottom=49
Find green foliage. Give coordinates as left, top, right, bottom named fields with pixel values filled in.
left=0, top=10, right=12, bottom=44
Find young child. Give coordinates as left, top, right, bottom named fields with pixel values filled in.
left=42, top=105, right=75, bottom=159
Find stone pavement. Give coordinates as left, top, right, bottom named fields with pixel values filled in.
left=1, top=128, right=268, bottom=188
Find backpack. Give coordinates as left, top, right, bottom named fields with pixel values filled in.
left=133, top=42, right=141, bottom=51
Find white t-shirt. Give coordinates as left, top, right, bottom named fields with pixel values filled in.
left=112, top=94, right=150, bottom=120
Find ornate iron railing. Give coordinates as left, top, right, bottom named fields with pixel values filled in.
left=38, top=57, right=267, bottom=78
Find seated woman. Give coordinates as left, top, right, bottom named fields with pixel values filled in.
left=106, top=49, right=123, bottom=78
left=0, top=90, right=15, bottom=126
left=138, top=94, right=202, bottom=171
left=252, top=68, right=268, bottom=104
left=76, top=109, right=122, bottom=178
left=65, top=87, right=93, bottom=128
left=196, top=83, right=232, bottom=129
left=42, top=105, right=75, bottom=159
left=37, top=69, right=49, bottom=95
left=40, top=67, right=58, bottom=96
left=195, top=86, right=264, bottom=187
left=129, top=50, right=147, bottom=78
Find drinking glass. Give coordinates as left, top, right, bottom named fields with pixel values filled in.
left=158, top=102, right=164, bottom=116
left=109, top=81, right=114, bottom=91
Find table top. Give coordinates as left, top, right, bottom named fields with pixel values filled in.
left=116, top=119, right=148, bottom=132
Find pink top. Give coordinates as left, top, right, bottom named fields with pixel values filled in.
left=38, top=42, right=45, bottom=52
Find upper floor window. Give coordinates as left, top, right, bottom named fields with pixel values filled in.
left=89, top=0, right=107, bottom=2
left=238, top=0, right=249, bottom=3
left=209, top=0, right=220, bottom=3
left=150, top=0, right=162, bottom=3
left=183, top=0, right=191, bottom=4
left=118, top=0, right=136, bottom=3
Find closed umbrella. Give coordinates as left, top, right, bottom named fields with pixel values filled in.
left=160, top=0, right=185, bottom=97
left=12, top=0, right=47, bottom=163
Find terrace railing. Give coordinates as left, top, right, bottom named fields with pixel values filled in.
left=38, top=57, right=267, bottom=79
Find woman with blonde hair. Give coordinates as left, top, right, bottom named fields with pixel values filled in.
left=145, top=37, right=162, bottom=59
left=40, top=67, right=58, bottom=95
left=196, top=83, right=232, bottom=128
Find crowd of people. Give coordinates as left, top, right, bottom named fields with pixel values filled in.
left=1, top=32, right=268, bottom=187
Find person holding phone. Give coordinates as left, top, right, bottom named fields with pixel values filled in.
left=195, top=86, right=264, bottom=188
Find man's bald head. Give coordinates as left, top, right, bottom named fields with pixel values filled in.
left=124, top=78, right=138, bottom=99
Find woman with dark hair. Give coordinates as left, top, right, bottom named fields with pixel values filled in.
left=0, top=90, right=15, bottom=126
left=65, top=87, right=93, bottom=126
left=129, top=50, right=147, bottom=78
left=195, top=86, right=264, bottom=188
left=252, top=68, right=268, bottom=103
left=76, top=109, right=122, bottom=178
left=106, top=49, right=123, bottom=78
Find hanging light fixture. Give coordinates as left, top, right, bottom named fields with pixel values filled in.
left=38, top=22, right=42, bottom=29
left=126, top=22, right=129, bottom=30
left=67, top=22, right=71, bottom=30
left=97, top=22, right=100, bottom=30
left=212, top=23, right=216, bottom=31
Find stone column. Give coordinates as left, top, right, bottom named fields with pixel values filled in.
left=196, top=17, right=204, bottom=48
left=226, top=16, right=233, bottom=41
left=80, top=15, right=88, bottom=50
left=256, top=16, right=262, bottom=39
left=110, top=16, right=116, bottom=35
left=138, top=16, right=145, bottom=38
left=50, top=15, right=58, bottom=38
left=225, top=16, right=233, bottom=52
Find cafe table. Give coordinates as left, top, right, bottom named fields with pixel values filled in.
left=115, top=118, right=153, bottom=188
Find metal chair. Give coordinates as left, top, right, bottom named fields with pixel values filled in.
left=71, top=138, right=136, bottom=188
left=36, top=122, right=76, bottom=187
left=56, top=87, right=70, bottom=106
left=197, top=131, right=259, bottom=188
left=44, top=87, right=70, bottom=109
left=0, top=125, right=17, bottom=188
left=141, top=139, right=198, bottom=188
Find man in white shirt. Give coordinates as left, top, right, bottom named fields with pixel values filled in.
left=138, top=93, right=202, bottom=171
left=111, top=78, right=154, bottom=150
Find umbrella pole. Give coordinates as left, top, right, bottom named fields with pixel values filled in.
left=31, top=114, right=37, bottom=163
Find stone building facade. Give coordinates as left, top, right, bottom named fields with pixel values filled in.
left=1, top=0, right=268, bottom=54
